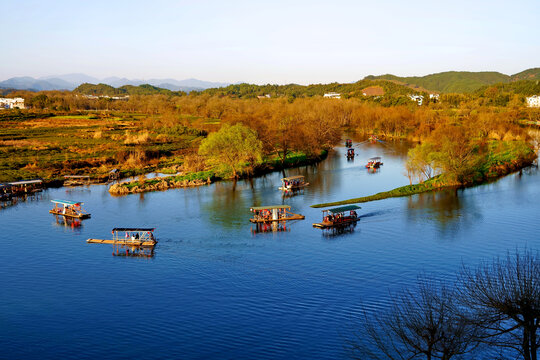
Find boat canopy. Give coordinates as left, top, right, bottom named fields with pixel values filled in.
left=324, top=205, right=361, bottom=214
left=8, top=179, right=43, bottom=186
left=250, top=205, right=291, bottom=211
left=51, top=199, right=83, bottom=206
left=281, top=175, right=305, bottom=181
left=368, top=157, right=381, bottom=161
left=112, top=227, right=155, bottom=232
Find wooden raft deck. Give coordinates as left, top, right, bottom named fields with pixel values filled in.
left=250, top=214, right=305, bottom=223
left=312, top=219, right=357, bottom=229
left=49, top=210, right=91, bottom=219
left=87, top=238, right=156, bottom=247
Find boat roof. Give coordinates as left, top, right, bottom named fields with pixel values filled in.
left=324, top=205, right=361, bottom=214
left=251, top=205, right=291, bottom=211
left=112, top=227, right=155, bottom=232
left=51, top=199, right=83, bottom=205
left=368, top=157, right=381, bottom=160
left=8, top=179, right=43, bottom=185
left=281, top=175, right=305, bottom=181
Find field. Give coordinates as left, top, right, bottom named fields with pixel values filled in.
left=0, top=112, right=206, bottom=183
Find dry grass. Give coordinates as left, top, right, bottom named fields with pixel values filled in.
left=124, top=131, right=151, bottom=145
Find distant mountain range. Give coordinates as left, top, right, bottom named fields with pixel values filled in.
left=2, top=68, right=539, bottom=94
left=364, top=68, right=540, bottom=93
left=0, top=73, right=231, bottom=92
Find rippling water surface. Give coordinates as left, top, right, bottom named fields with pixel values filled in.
left=1, top=136, right=539, bottom=359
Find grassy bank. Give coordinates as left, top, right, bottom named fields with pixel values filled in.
left=312, top=140, right=537, bottom=208
left=109, top=171, right=215, bottom=195
left=108, top=150, right=328, bottom=195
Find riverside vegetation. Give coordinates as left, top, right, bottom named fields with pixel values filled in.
left=1, top=78, right=538, bottom=195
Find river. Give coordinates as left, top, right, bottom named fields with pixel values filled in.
left=1, top=135, right=539, bottom=359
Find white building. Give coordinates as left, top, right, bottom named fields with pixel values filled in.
left=408, top=94, right=424, bottom=106
left=526, top=95, right=540, bottom=108
left=429, top=93, right=440, bottom=102
left=0, top=97, right=25, bottom=109
left=323, top=92, right=341, bottom=99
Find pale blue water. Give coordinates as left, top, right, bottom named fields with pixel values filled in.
left=1, top=137, right=539, bottom=359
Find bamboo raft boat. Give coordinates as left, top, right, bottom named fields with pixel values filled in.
left=87, top=228, right=157, bottom=247
left=278, top=175, right=309, bottom=192
left=366, top=157, right=383, bottom=169
left=49, top=199, right=91, bottom=219
left=249, top=205, right=305, bottom=223
left=313, top=205, right=361, bottom=229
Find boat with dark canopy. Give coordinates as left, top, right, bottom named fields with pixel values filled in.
left=365, top=156, right=383, bottom=169
left=312, top=205, right=361, bottom=229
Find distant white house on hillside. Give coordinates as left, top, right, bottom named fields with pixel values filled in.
left=0, top=97, right=25, bottom=109
left=408, top=94, right=424, bottom=105
left=257, top=94, right=271, bottom=99
left=429, top=93, right=440, bottom=102
left=526, top=95, right=540, bottom=107
left=323, top=92, right=341, bottom=99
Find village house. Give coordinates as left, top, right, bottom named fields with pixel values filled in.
left=257, top=94, right=271, bottom=99
left=323, top=92, right=341, bottom=99
left=0, top=97, right=25, bottom=109
left=408, top=94, right=424, bottom=105
left=429, top=93, right=440, bottom=102
left=526, top=95, right=540, bottom=107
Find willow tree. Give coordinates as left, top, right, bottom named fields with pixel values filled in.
left=198, top=123, right=262, bottom=178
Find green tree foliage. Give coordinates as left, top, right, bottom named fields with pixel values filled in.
left=405, top=143, right=437, bottom=184
left=198, top=123, right=263, bottom=178
left=74, top=83, right=186, bottom=96
left=197, top=80, right=413, bottom=100
left=366, top=71, right=511, bottom=93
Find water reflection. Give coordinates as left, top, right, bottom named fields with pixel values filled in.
left=406, top=188, right=481, bottom=235
left=52, top=214, right=84, bottom=231
left=0, top=191, right=46, bottom=210
left=251, top=221, right=291, bottom=234
left=321, top=222, right=359, bottom=238
left=112, top=244, right=155, bottom=258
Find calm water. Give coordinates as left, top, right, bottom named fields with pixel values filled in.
left=1, top=136, right=539, bottom=359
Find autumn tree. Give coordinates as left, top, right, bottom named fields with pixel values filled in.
left=198, top=123, right=262, bottom=178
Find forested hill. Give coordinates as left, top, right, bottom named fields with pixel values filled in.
left=74, top=83, right=186, bottom=96
left=365, top=71, right=511, bottom=93
left=199, top=80, right=414, bottom=98
left=510, top=68, right=540, bottom=82
left=476, top=80, right=540, bottom=96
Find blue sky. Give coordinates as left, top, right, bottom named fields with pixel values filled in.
left=2, top=0, right=539, bottom=84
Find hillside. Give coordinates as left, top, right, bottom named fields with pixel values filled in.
left=73, top=83, right=186, bottom=96
left=365, top=71, right=511, bottom=93
left=200, top=80, right=415, bottom=98
left=476, top=80, right=540, bottom=96
left=510, top=68, right=540, bottom=82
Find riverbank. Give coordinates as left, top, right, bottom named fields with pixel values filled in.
left=311, top=141, right=537, bottom=208
left=108, top=150, right=328, bottom=195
